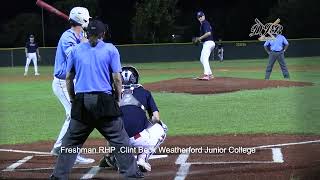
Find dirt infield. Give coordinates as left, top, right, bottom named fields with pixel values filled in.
left=144, top=77, right=313, bottom=94
left=1, top=135, right=319, bottom=179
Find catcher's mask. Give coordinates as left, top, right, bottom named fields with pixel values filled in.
left=121, top=66, right=139, bottom=85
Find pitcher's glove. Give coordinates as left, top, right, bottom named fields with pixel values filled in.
left=192, top=37, right=200, bottom=46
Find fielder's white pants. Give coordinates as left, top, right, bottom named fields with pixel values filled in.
left=25, top=53, right=39, bottom=74
left=52, top=77, right=71, bottom=148
left=200, top=40, right=215, bottom=75
left=218, top=48, right=224, bottom=61
left=129, top=123, right=166, bottom=162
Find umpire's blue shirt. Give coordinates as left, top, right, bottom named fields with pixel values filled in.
left=121, top=87, right=159, bottom=137
left=54, top=29, right=83, bottom=80
left=67, top=40, right=121, bottom=94
left=200, top=20, right=213, bottom=42
left=264, top=34, right=289, bottom=52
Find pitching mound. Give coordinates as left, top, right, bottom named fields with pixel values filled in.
left=144, top=77, right=313, bottom=94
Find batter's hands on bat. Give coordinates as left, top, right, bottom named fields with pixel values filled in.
left=81, top=37, right=88, bottom=43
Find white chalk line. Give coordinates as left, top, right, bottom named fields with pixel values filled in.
left=189, top=161, right=275, bottom=165
left=0, top=149, right=51, bottom=155
left=9, top=166, right=113, bottom=172
left=252, top=139, right=320, bottom=149
left=2, top=156, right=34, bottom=172
left=80, top=166, right=101, bottom=179
left=174, top=153, right=190, bottom=180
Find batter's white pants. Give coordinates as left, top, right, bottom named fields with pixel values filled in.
left=25, top=53, right=39, bottom=74
left=200, top=41, right=215, bottom=75
left=129, top=123, right=166, bottom=162
left=52, top=77, right=71, bottom=148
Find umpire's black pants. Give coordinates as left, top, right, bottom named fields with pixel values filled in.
left=52, top=93, right=140, bottom=179
left=265, top=51, right=290, bottom=79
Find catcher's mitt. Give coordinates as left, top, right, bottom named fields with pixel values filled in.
left=192, top=37, right=200, bottom=46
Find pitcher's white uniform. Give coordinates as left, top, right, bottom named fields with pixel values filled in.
left=196, top=11, right=215, bottom=80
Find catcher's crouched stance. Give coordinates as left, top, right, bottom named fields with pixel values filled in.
left=99, top=66, right=168, bottom=172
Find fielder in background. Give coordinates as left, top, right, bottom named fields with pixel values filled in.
left=24, top=34, right=40, bottom=76
left=50, top=7, right=94, bottom=164
left=99, top=66, right=168, bottom=173
left=194, top=11, right=215, bottom=80
left=217, top=39, right=224, bottom=62
left=263, top=34, right=290, bottom=80
left=51, top=20, right=143, bottom=179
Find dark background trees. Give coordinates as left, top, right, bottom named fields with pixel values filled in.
left=0, top=0, right=319, bottom=47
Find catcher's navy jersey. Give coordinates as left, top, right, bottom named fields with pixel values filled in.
left=200, top=20, right=213, bottom=42
left=121, top=87, right=158, bottom=137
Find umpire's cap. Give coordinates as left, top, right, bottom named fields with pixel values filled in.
left=87, top=20, right=105, bottom=36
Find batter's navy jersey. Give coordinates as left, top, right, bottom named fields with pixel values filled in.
left=200, top=20, right=213, bottom=42
left=121, top=87, right=159, bottom=137
left=25, top=42, right=38, bottom=53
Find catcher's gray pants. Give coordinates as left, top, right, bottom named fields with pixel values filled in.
left=52, top=94, right=140, bottom=179
left=265, top=51, right=290, bottom=79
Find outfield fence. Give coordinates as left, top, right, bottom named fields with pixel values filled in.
left=0, top=38, right=319, bottom=67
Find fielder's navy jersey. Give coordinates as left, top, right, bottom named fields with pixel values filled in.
left=25, top=42, right=38, bottom=53
left=200, top=20, right=213, bottom=42
left=121, top=87, right=159, bottom=137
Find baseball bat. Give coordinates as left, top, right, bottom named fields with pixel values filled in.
left=36, top=0, right=68, bottom=20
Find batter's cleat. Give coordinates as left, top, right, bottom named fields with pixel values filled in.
left=50, top=147, right=60, bottom=156
left=75, top=155, right=95, bottom=164
left=137, top=159, right=151, bottom=172
left=99, top=154, right=118, bottom=170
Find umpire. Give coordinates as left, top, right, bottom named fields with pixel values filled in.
left=50, top=20, right=143, bottom=179
left=264, top=34, right=290, bottom=80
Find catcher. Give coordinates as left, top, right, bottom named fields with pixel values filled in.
left=99, top=66, right=168, bottom=172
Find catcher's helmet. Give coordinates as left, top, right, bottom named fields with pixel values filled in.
left=69, top=7, right=91, bottom=28
left=121, top=66, right=139, bottom=85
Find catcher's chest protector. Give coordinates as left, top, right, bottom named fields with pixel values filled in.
left=120, top=88, right=146, bottom=111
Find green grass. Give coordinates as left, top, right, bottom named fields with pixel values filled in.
left=0, top=57, right=320, bottom=144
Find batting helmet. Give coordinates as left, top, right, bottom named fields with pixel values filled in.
left=121, top=66, right=139, bottom=85
left=69, top=7, right=91, bottom=28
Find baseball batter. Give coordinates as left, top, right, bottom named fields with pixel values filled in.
left=24, top=35, right=40, bottom=76
left=99, top=66, right=167, bottom=172
left=51, top=7, right=94, bottom=164
left=194, top=11, right=215, bottom=80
